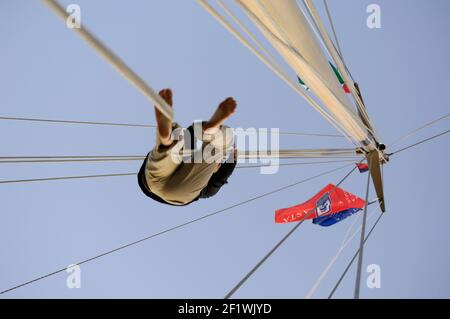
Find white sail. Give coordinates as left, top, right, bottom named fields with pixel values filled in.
left=238, top=0, right=374, bottom=149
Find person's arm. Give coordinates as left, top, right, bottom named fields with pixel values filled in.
left=199, top=160, right=237, bottom=199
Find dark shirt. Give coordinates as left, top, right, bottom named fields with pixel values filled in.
left=137, top=124, right=236, bottom=206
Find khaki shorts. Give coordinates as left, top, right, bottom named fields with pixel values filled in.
left=144, top=123, right=233, bottom=205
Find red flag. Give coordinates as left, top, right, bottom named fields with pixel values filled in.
left=275, top=184, right=366, bottom=224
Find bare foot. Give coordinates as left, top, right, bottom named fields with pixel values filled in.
left=203, top=97, right=237, bottom=131
left=155, top=88, right=173, bottom=146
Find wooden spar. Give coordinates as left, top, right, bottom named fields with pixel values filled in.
left=353, top=82, right=386, bottom=212
left=366, top=151, right=385, bottom=212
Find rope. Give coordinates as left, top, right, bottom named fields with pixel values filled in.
left=224, top=216, right=308, bottom=299
left=0, top=156, right=144, bottom=159
left=320, top=0, right=355, bottom=83
left=0, top=149, right=360, bottom=163
left=354, top=159, right=372, bottom=298
left=390, top=129, right=450, bottom=156
left=42, top=0, right=174, bottom=120
left=0, top=163, right=353, bottom=295
left=0, top=116, right=156, bottom=128
left=328, top=213, right=383, bottom=299
left=278, top=131, right=343, bottom=138
left=0, top=115, right=345, bottom=138
left=216, top=0, right=284, bottom=77
left=0, top=158, right=145, bottom=164
left=389, top=113, right=450, bottom=148
left=224, top=164, right=358, bottom=299
left=322, top=0, right=343, bottom=59
left=0, top=156, right=361, bottom=164
left=0, top=173, right=136, bottom=185
left=305, top=205, right=378, bottom=299
left=0, top=155, right=146, bottom=164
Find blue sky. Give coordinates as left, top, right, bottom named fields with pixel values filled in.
left=0, top=0, right=449, bottom=298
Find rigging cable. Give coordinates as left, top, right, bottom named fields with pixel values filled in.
left=0, top=161, right=358, bottom=185
left=0, top=115, right=344, bottom=138
left=353, top=159, right=372, bottom=298
left=328, top=212, right=384, bottom=298
left=215, top=0, right=285, bottom=79
left=322, top=0, right=343, bottom=59
left=305, top=205, right=378, bottom=298
left=389, top=113, right=450, bottom=148
left=390, top=129, right=450, bottom=156
left=0, top=116, right=156, bottom=128
left=0, top=163, right=353, bottom=295
left=0, top=158, right=358, bottom=165
left=0, top=173, right=137, bottom=185
left=224, top=164, right=358, bottom=299
left=0, top=149, right=360, bottom=161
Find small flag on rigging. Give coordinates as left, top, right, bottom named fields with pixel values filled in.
left=356, top=163, right=369, bottom=173
left=297, top=62, right=351, bottom=94
left=297, top=76, right=310, bottom=91
left=329, top=62, right=351, bottom=94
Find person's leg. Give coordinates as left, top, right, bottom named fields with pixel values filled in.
left=204, top=97, right=237, bottom=170
left=145, top=89, right=184, bottom=198
left=146, top=122, right=183, bottom=181
left=155, top=88, right=174, bottom=146
left=202, top=97, right=237, bottom=132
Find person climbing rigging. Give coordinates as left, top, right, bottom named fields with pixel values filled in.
left=138, top=88, right=237, bottom=206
